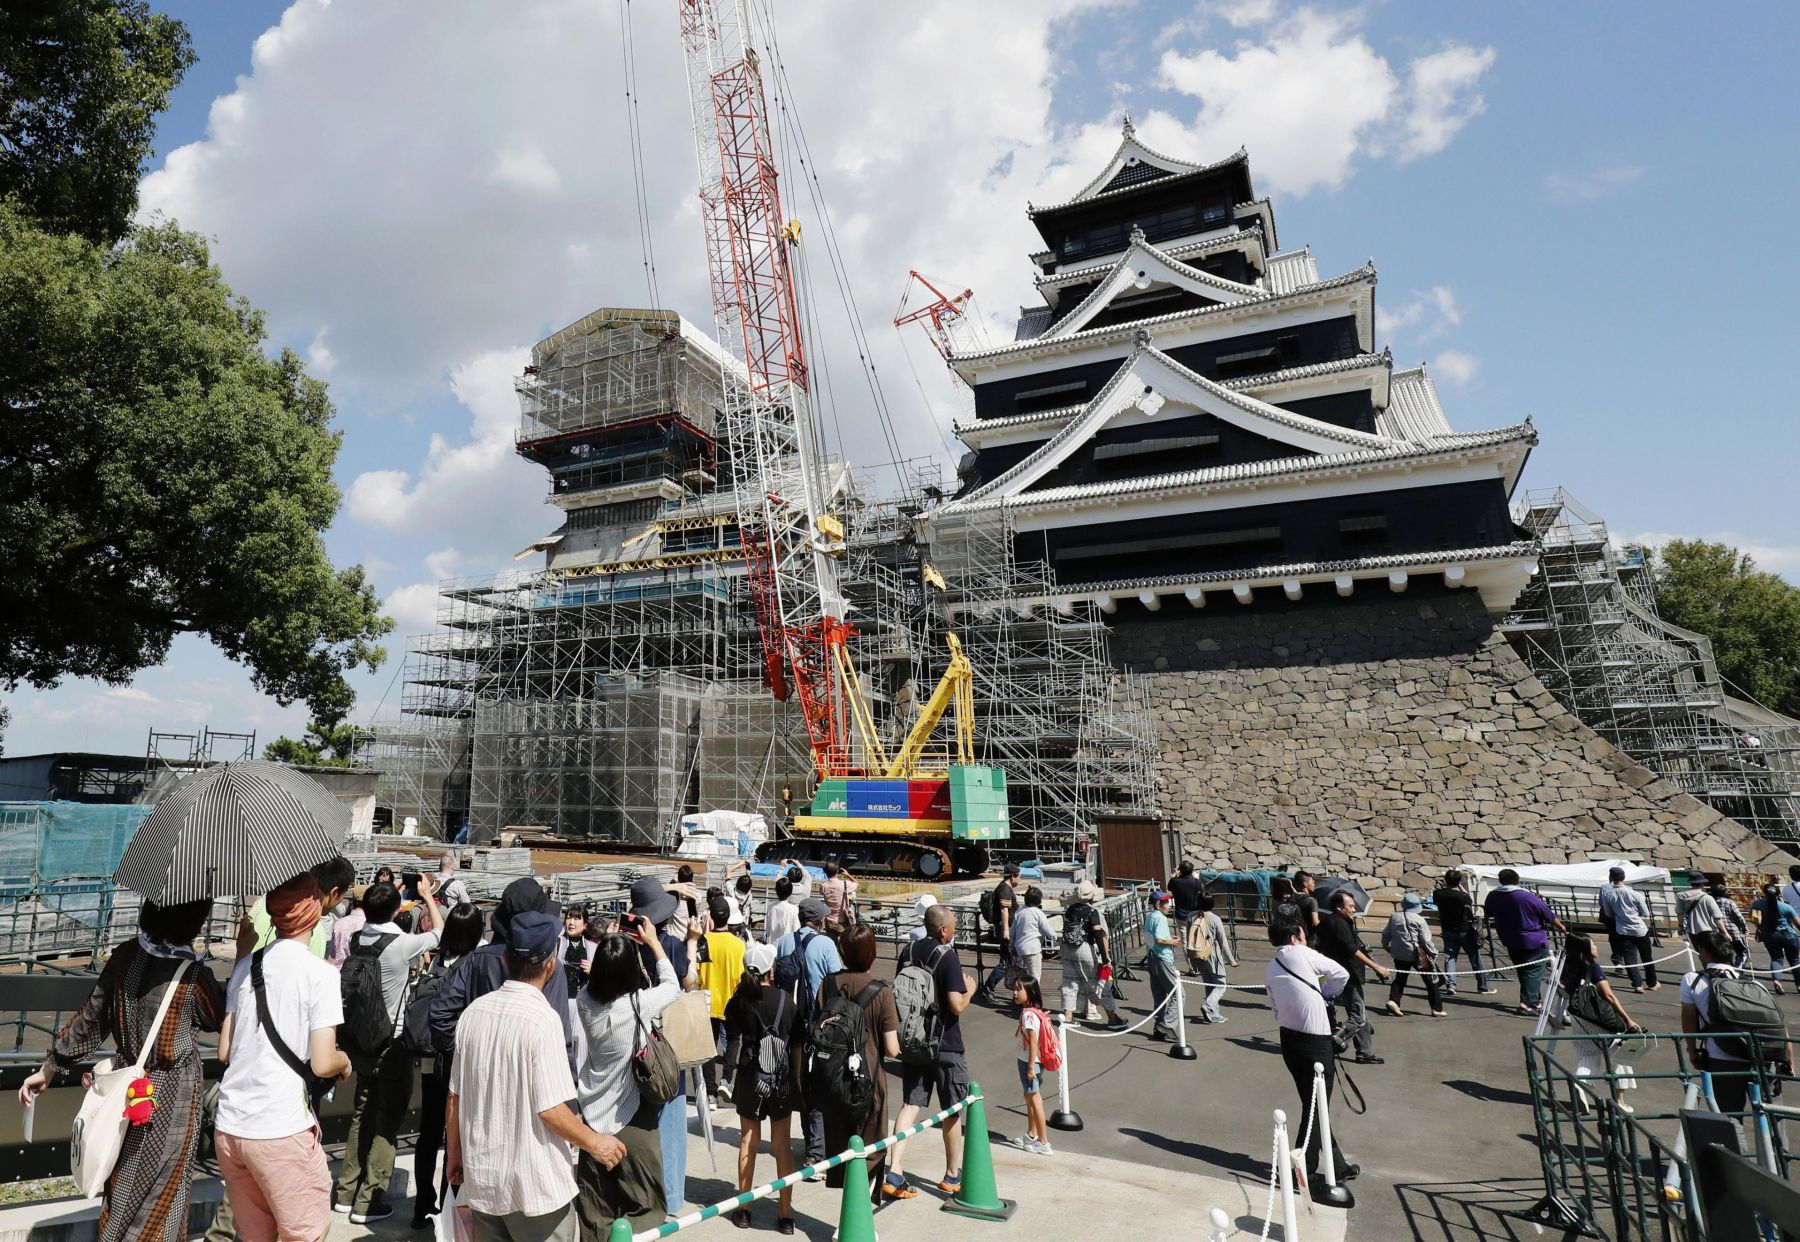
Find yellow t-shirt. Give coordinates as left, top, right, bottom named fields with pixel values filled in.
left=697, top=931, right=746, bottom=1020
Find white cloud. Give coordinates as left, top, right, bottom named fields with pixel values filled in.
left=1545, top=162, right=1647, bottom=202
left=383, top=582, right=442, bottom=636
left=1380, top=284, right=1460, bottom=342
left=306, top=327, right=335, bottom=374
left=343, top=346, right=542, bottom=547
left=1430, top=348, right=1480, bottom=387
left=489, top=145, right=562, bottom=195
left=1392, top=45, right=1496, bottom=162
left=1158, top=8, right=1494, bottom=196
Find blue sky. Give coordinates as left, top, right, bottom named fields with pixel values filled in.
left=7, top=0, right=1799, bottom=757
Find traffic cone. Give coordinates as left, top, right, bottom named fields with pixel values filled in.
left=836, top=1135, right=879, bottom=1242
left=607, top=1219, right=633, bottom=1242
left=941, top=1084, right=1017, bottom=1221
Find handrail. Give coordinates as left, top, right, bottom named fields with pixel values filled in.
left=633, top=1091, right=979, bottom=1239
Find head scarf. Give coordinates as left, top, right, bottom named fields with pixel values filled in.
left=266, top=873, right=324, bottom=940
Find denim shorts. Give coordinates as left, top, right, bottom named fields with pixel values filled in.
left=1016, top=1061, right=1040, bottom=1095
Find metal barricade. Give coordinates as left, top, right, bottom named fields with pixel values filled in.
left=1523, top=1029, right=1796, bottom=1240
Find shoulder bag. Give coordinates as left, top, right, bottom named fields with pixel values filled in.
left=252, top=947, right=335, bottom=1110
left=630, top=989, right=682, bottom=1107
left=71, top=961, right=190, bottom=1199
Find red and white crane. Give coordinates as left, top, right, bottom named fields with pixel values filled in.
left=677, top=0, right=854, bottom=780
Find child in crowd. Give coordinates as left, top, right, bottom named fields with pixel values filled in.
left=1012, top=976, right=1053, bottom=1156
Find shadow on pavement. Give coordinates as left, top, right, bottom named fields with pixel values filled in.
left=1393, top=1177, right=1587, bottom=1242
left=1442, top=1078, right=1533, bottom=1107
left=1119, top=1126, right=1268, bottom=1178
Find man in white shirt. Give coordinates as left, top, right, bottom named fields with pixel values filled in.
left=448, top=911, right=622, bottom=1242
left=334, top=875, right=445, bottom=1222
left=1780, top=866, right=1800, bottom=918
left=1265, top=918, right=1355, bottom=1185
left=216, top=871, right=353, bottom=1242
left=1599, top=867, right=1659, bottom=992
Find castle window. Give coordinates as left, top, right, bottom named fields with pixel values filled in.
left=1338, top=512, right=1389, bottom=549
left=1015, top=380, right=1088, bottom=415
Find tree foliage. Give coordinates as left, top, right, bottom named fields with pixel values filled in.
left=1646, top=539, right=1800, bottom=718
left=0, top=0, right=194, bottom=245
left=0, top=201, right=392, bottom=724
left=264, top=719, right=360, bottom=768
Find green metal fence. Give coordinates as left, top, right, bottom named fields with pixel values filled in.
left=1524, top=1030, right=1795, bottom=1239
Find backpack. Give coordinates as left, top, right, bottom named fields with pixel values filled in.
left=1696, top=971, right=1789, bottom=1064
left=894, top=943, right=949, bottom=1066
left=399, top=954, right=453, bottom=1056
left=804, top=974, right=881, bottom=1118
left=979, top=888, right=998, bottom=928
left=1186, top=915, right=1214, bottom=963
left=773, top=930, right=818, bottom=1022
left=747, top=991, right=795, bottom=1103
left=1567, top=980, right=1628, bottom=1036
left=1062, top=901, right=1095, bottom=951
left=1020, top=1006, right=1061, bottom=1072
left=339, top=933, right=401, bottom=1056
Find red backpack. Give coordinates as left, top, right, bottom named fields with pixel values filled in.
left=1019, top=1006, right=1062, bottom=1071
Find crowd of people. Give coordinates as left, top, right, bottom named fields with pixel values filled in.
left=19, top=851, right=1800, bottom=1238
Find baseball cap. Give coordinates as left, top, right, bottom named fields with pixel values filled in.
left=914, top=894, right=938, bottom=916
left=1152, top=890, right=1172, bottom=903
left=507, top=910, right=561, bottom=962
left=798, top=896, right=830, bottom=925
left=744, top=941, right=777, bottom=975
left=1002, top=862, right=1021, bottom=877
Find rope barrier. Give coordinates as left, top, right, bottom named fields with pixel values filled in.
left=630, top=1094, right=978, bottom=1240
left=1062, top=978, right=1178, bottom=1037
left=1175, top=945, right=1697, bottom=993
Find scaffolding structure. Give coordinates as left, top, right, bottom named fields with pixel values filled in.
left=1503, top=488, right=1800, bottom=850
left=361, top=306, right=1160, bottom=860
left=928, top=506, right=1161, bottom=856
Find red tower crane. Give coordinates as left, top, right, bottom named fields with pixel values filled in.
left=893, top=270, right=983, bottom=359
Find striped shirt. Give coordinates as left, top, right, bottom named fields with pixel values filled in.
left=450, top=982, right=579, bottom=1218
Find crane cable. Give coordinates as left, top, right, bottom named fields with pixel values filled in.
left=750, top=0, right=914, bottom=500
left=616, top=0, right=660, bottom=305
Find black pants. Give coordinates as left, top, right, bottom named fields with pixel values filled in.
left=1388, top=960, right=1443, bottom=1010
left=1279, top=1028, right=1346, bottom=1176
left=414, top=1065, right=449, bottom=1217
left=1608, top=933, right=1658, bottom=988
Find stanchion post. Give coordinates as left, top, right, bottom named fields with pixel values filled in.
left=606, top=1219, right=632, bottom=1242
left=1049, top=1017, right=1083, bottom=1131
left=1310, top=1061, right=1354, bottom=1208
left=1532, top=947, right=1564, bottom=1038
left=1169, top=970, right=1196, bottom=1060
left=837, top=1135, right=878, bottom=1242
left=1274, top=1109, right=1301, bottom=1242
left=942, top=1086, right=1016, bottom=1222
left=1207, top=1206, right=1233, bottom=1242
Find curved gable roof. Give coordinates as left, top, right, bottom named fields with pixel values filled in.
left=962, top=337, right=1391, bottom=504
left=1035, top=119, right=1249, bottom=215
left=1039, top=232, right=1265, bottom=340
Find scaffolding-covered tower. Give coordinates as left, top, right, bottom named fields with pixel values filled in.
left=1502, top=489, right=1800, bottom=850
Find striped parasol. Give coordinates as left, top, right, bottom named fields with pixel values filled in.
left=114, top=761, right=351, bottom=903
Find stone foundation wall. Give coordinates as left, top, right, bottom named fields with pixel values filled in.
left=1109, top=590, right=1796, bottom=898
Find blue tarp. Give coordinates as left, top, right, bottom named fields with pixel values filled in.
left=0, top=801, right=151, bottom=885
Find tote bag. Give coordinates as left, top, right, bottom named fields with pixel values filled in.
left=70, top=961, right=190, bottom=1199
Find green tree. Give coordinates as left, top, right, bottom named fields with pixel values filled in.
left=0, top=202, right=393, bottom=728
left=264, top=718, right=360, bottom=767
left=1, top=0, right=194, bottom=245
left=1647, top=539, right=1800, bottom=717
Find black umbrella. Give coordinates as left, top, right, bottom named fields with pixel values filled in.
left=1313, top=875, right=1372, bottom=911
left=115, top=762, right=350, bottom=903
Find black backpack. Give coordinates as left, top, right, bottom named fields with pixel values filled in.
left=339, top=933, right=400, bottom=1056
left=1697, top=972, right=1789, bottom=1064
left=399, top=955, right=453, bottom=1056
left=1062, top=901, right=1096, bottom=951
left=979, top=888, right=998, bottom=927
left=773, top=929, right=818, bottom=1022
left=805, top=973, right=882, bottom=1118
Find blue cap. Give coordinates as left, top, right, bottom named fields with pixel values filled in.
left=507, top=910, right=561, bottom=961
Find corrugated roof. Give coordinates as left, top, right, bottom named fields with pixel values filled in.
left=1264, top=249, right=1319, bottom=295
left=1380, top=366, right=1453, bottom=440
left=1014, top=307, right=1053, bottom=342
